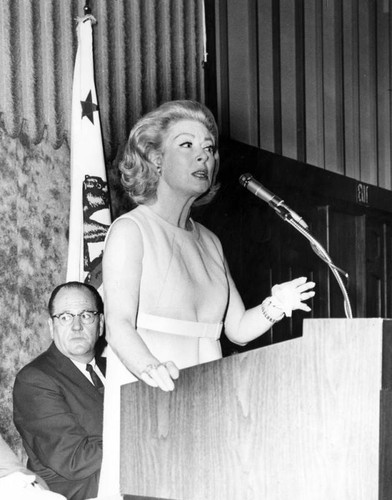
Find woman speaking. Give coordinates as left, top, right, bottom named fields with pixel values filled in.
left=98, top=100, right=315, bottom=495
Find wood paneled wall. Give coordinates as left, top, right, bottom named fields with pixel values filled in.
left=194, top=140, right=392, bottom=354
left=213, top=0, right=392, bottom=189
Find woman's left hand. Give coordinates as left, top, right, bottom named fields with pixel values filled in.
left=271, top=276, right=316, bottom=317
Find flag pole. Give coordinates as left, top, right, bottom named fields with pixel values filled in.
left=84, top=1, right=91, bottom=15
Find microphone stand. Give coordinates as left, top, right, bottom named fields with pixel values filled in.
left=275, top=210, right=353, bottom=319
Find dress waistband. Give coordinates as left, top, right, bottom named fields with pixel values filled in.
left=137, top=312, right=222, bottom=340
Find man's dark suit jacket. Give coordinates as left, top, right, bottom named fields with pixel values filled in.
left=13, top=342, right=106, bottom=500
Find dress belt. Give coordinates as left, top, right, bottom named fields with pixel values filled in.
left=137, top=312, right=222, bottom=340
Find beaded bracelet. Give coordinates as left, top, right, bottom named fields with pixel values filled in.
left=260, top=296, right=285, bottom=323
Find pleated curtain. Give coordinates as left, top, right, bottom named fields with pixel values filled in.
left=0, top=0, right=207, bottom=159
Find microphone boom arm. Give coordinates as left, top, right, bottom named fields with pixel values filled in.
left=239, top=173, right=353, bottom=318
left=283, top=214, right=353, bottom=319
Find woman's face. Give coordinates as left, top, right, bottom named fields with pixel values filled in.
left=158, top=119, right=217, bottom=199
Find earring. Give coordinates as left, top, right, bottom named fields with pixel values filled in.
left=155, top=160, right=162, bottom=175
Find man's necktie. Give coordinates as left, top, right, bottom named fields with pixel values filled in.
left=86, top=363, right=104, bottom=389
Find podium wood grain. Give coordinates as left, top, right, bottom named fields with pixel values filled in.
left=120, top=319, right=392, bottom=500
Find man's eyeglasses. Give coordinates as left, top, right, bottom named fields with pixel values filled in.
left=51, top=310, right=99, bottom=326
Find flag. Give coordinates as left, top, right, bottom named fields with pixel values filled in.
left=66, top=14, right=111, bottom=290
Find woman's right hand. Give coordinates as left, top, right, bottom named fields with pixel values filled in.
left=139, top=361, right=180, bottom=391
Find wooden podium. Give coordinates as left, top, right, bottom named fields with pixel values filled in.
left=120, top=319, right=392, bottom=500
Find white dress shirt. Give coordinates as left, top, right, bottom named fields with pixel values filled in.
left=71, top=358, right=105, bottom=387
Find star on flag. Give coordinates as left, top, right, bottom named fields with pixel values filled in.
left=81, top=90, right=99, bottom=124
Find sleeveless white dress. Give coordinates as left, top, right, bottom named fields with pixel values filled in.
left=98, top=205, right=230, bottom=496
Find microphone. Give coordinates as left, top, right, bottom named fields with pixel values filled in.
left=239, top=173, right=309, bottom=229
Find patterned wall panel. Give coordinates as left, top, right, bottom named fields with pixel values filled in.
left=0, top=130, right=70, bottom=454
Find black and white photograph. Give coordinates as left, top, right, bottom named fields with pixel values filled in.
left=0, top=1, right=391, bottom=499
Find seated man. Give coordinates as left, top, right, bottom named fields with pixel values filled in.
left=13, top=282, right=106, bottom=500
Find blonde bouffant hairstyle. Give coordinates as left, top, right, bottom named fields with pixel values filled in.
left=119, top=100, right=220, bottom=206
